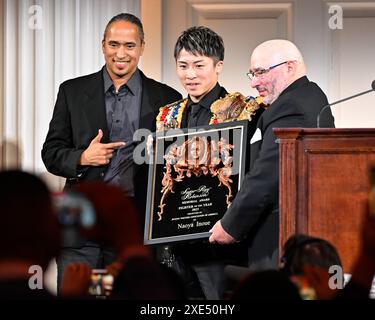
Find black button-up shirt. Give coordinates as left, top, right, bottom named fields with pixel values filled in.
left=102, top=67, right=142, bottom=196
left=185, top=83, right=222, bottom=128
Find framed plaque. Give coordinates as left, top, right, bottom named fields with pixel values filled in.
left=144, top=121, right=248, bottom=245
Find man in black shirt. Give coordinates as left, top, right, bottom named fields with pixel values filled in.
left=156, top=27, right=262, bottom=299
left=42, top=13, right=181, bottom=290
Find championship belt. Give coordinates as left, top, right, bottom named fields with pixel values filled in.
left=209, top=92, right=265, bottom=125
left=156, top=93, right=266, bottom=131
left=156, top=98, right=188, bottom=131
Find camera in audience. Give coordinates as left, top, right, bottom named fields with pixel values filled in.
left=53, top=191, right=96, bottom=247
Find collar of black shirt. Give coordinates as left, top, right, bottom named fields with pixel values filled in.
left=103, top=66, right=141, bottom=96
left=186, top=82, right=223, bottom=110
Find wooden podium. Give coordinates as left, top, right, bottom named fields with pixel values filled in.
left=274, top=128, right=375, bottom=272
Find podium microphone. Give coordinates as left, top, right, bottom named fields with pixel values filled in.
left=317, top=80, right=375, bottom=128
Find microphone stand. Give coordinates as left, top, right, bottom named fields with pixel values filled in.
left=317, top=81, right=375, bottom=128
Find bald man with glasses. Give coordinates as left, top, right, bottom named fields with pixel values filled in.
left=209, top=39, right=335, bottom=271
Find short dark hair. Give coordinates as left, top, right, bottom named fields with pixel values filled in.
left=231, top=270, right=302, bottom=300
left=174, top=26, right=224, bottom=62
left=103, top=13, right=144, bottom=43
left=280, top=234, right=342, bottom=276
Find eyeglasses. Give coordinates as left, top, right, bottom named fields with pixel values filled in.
left=246, top=61, right=289, bottom=80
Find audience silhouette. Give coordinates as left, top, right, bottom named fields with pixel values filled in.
left=0, top=170, right=60, bottom=299
left=59, top=182, right=186, bottom=299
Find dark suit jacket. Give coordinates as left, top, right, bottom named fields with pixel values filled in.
left=42, top=67, right=182, bottom=220
left=221, top=76, right=335, bottom=271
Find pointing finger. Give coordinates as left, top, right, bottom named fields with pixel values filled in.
left=105, top=141, right=126, bottom=149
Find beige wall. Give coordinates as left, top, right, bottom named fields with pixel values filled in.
left=327, top=3, right=375, bottom=127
